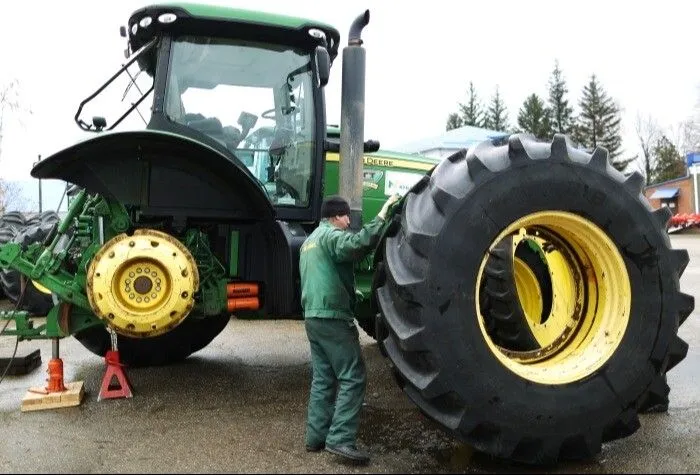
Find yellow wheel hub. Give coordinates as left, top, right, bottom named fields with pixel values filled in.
left=477, top=211, right=631, bottom=385
left=87, top=229, right=199, bottom=338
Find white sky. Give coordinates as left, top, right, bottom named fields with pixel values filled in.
left=0, top=0, right=698, bottom=180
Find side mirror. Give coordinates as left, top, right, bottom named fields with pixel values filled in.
left=314, top=46, right=331, bottom=87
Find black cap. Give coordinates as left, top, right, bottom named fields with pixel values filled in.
left=321, top=195, right=351, bottom=218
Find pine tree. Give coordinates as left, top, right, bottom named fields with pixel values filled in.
left=458, top=81, right=485, bottom=127
left=446, top=112, right=463, bottom=131
left=516, top=94, right=553, bottom=141
left=484, top=86, right=509, bottom=132
left=573, top=74, right=630, bottom=172
left=547, top=60, right=574, bottom=135
left=651, top=135, right=686, bottom=183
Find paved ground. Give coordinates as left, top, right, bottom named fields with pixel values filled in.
left=0, top=234, right=699, bottom=473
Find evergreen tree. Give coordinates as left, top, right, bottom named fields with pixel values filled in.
left=516, top=93, right=553, bottom=141
left=573, top=74, right=630, bottom=172
left=458, top=81, right=485, bottom=127
left=651, top=135, right=686, bottom=183
left=446, top=112, right=463, bottom=131
left=484, top=86, right=509, bottom=132
left=547, top=60, right=574, bottom=135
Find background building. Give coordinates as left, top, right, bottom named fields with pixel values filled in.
left=643, top=152, right=700, bottom=215
left=393, top=125, right=509, bottom=159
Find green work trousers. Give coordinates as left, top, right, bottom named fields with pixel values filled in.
left=304, top=317, right=366, bottom=448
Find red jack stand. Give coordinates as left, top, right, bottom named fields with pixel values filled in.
left=97, top=329, right=133, bottom=401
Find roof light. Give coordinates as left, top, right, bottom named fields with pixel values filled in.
left=139, top=16, right=152, bottom=28
left=158, top=13, right=177, bottom=24
left=308, top=28, right=326, bottom=41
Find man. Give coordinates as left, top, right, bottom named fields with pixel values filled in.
left=299, top=193, right=400, bottom=464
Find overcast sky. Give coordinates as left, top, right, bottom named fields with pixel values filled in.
left=0, top=0, right=698, bottom=181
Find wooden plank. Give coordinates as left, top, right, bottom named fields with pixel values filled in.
left=20, top=381, right=85, bottom=412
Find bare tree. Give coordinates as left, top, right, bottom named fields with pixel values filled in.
left=0, top=180, right=29, bottom=213
left=0, top=79, right=31, bottom=214
left=635, top=113, right=662, bottom=185
left=0, top=79, right=24, bottom=161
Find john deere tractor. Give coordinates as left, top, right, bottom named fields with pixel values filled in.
left=0, top=3, right=694, bottom=466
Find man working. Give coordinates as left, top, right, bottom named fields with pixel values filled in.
left=299, top=193, right=400, bottom=464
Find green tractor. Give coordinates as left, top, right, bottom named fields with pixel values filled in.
left=0, top=3, right=694, bottom=465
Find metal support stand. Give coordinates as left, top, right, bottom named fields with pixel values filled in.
left=97, top=328, right=133, bottom=401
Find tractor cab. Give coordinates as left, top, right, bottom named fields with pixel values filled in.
left=74, top=3, right=340, bottom=221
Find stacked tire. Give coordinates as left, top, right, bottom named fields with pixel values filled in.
left=0, top=211, right=26, bottom=300
left=0, top=210, right=60, bottom=315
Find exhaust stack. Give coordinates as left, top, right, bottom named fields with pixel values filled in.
left=339, top=10, right=370, bottom=231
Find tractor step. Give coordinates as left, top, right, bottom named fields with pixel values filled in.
left=0, top=349, right=41, bottom=376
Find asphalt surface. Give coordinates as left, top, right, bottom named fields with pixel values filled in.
left=1, top=234, right=699, bottom=474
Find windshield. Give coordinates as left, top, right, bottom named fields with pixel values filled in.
left=165, top=36, right=317, bottom=207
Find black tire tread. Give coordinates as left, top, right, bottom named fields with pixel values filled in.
left=376, top=132, right=693, bottom=464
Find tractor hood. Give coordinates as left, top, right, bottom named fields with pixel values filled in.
left=32, top=130, right=274, bottom=221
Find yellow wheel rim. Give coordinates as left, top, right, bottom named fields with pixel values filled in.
left=477, top=211, right=631, bottom=385
left=512, top=256, right=543, bottom=328
left=87, top=229, right=199, bottom=338
left=32, top=280, right=53, bottom=295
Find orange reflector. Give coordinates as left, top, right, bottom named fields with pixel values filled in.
left=226, top=282, right=259, bottom=298
left=227, top=297, right=260, bottom=312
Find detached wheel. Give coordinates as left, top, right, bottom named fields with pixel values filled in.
left=74, top=312, right=231, bottom=367
left=376, top=134, right=693, bottom=464
left=0, top=222, right=57, bottom=314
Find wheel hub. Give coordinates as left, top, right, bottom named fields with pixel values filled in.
left=87, top=229, right=200, bottom=338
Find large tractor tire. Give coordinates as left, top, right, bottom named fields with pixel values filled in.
left=0, top=211, right=26, bottom=230
left=73, top=312, right=231, bottom=367
left=375, top=133, right=694, bottom=465
left=0, top=222, right=59, bottom=315
left=0, top=211, right=27, bottom=300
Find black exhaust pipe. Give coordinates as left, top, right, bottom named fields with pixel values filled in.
left=339, top=10, right=370, bottom=231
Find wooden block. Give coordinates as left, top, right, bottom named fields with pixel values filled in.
left=20, top=381, right=85, bottom=412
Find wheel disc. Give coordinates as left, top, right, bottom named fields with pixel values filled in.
left=477, top=211, right=631, bottom=385
left=87, top=229, right=199, bottom=338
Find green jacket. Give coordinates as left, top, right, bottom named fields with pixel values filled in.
left=299, top=217, right=385, bottom=320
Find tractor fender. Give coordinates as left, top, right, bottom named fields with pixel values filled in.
left=32, top=130, right=274, bottom=220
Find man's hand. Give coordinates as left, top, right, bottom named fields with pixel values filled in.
left=378, top=194, right=401, bottom=220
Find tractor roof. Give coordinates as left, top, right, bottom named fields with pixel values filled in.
left=128, top=2, right=341, bottom=59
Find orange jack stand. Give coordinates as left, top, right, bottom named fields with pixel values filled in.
left=98, top=349, right=133, bottom=401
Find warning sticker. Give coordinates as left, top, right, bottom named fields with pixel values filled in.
left=384, top=170, right=424, bottom=196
